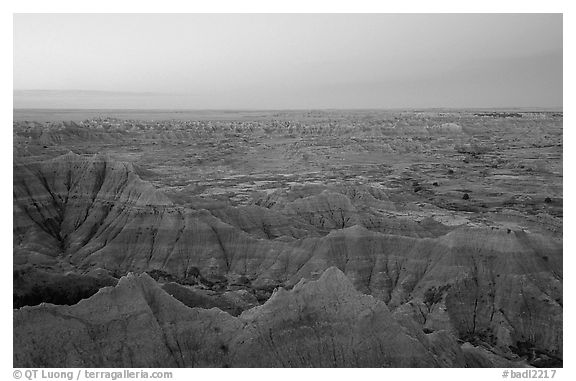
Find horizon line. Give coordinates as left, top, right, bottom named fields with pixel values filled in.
left=13, top=106, right=563, bottom=112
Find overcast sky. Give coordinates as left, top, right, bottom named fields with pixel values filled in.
left=13, top=13, right=562, bottom=109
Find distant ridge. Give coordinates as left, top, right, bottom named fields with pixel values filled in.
left=14, top=90, right=562, bottom=112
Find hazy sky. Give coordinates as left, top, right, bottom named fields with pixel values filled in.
left=13, top=13, right=562, bottom=109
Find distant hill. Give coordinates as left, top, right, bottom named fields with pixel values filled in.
left=14, top=90, right=562, bottom=113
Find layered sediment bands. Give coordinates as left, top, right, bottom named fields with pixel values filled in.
left=13, top=153, right=562, bottom=363
left=14, top=152, right=171, bottom=258
left=283, top=225, right=562, bottom=360
left=440, top=229, right=563, bottom=361
left=13, top=153, right=313, bottom=282
left=208, top=204, right=321, bottom=239
left=231, top=267, right=456, bottom=367
left=253, top=184, right=451, bottom=238
left=15, top=268, right=512, bottom=367
left=255, top=183, right=396, bottom=211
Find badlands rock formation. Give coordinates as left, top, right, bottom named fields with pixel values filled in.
left=13, top=110, right=563, bottom=367
left=13, top=152, right=562, bottom=367
left=14, top=267, right=522, bottom=367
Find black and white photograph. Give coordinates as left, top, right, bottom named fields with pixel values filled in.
left=8, top=5, right=568, bottom=375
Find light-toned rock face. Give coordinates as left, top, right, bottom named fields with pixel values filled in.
left=13, top=153, right=562, bottom=367
left=208, top=204, right=321, bottom=239
left=16, top=268, right=516, bottom=368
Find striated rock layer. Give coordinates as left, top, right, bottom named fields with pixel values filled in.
left=14, top=268, right=522, bottom=368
